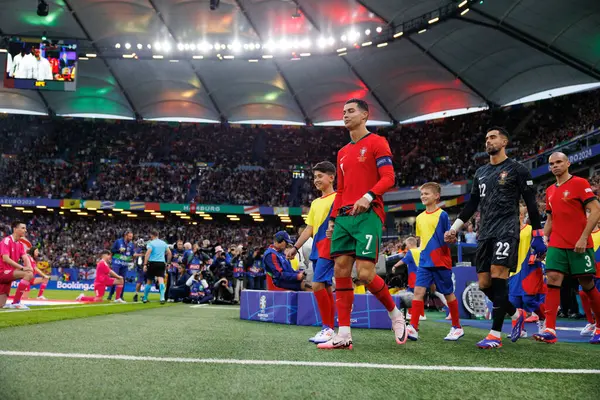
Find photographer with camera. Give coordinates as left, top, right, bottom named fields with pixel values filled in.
left=211, top=246, right=234, bottom=303
left=186, top=271, right=213, bottom=304
left=245, top=247, right=266, bottom=290
left=181, top=242, right=194, bottom=271
left=263, top=231, right=311, bottom=291
left=231, top=245, right=246, bottom=304
left=168, top=263, right=191, bottom=302
left=132, top=238, right=147, bottom=302
left=166, top=240, right=185, bottom=301
left=186, top=243, right=203, bottom=274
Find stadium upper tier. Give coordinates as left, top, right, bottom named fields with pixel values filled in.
left=0, top=88, right=599, bottom=206
left=0, top=1, right=599, bottom=124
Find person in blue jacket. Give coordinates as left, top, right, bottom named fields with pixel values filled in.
left=263, top=231, right=311, bottom=291
left=108, top=230, right=138, bottom=301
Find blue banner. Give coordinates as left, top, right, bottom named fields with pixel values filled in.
left=297, top=292, right=405, bottom=329
left=531, top=143, right=600, bottom=178
left=13, top=280, right=159, bottom=293
left=240, top=290, right=297, bottom=325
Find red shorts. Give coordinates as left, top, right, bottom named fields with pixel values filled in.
left=0, top=267, right=16, bottom=284
left=93, top=278, right=115, bottom=298
left=0, top=267, right=16, bottom=296
left=93, top=284, right=106, bottom=298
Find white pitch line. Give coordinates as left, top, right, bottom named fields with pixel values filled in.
left=0, top=351, right=598, bottom=374
left=190, top=304, right=239, bottom=310
left=0, top=302, right=144, bottom=313
left=555, top=327, right=586, bottom=332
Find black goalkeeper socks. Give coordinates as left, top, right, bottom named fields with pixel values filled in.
left=491, top=278, right=510, bottom=332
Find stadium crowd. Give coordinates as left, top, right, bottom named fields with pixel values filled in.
left=0, top=89, right=598, bottom=205
left=0, top=213, right=277, bottom=270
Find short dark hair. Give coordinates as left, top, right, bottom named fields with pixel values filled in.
left=11, top=221, right=25, bottom=230
left=100, top=250, right=111, bottom=257
left=487, top=126, right=510, bottom=140
left=312, top=161, right=336, bottom=176
left=124, top=230, right=133, bottom=236
left=28, top=246, right=38, bottom=257
left=345, top=98, right=369, bottom=113
left=150, top=230, right=159, bottom=237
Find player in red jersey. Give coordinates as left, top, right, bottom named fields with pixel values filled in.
left=76, top=250, right=125, bottom=303
left=0, top=221, right=33, bottom=310
left=533, top=152, right=600, bottom=344
left=318, top=99, right=406, bottom=350
left=18, top=239, right=50, bottom=300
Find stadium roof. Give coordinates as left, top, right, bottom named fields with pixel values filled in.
left=0, top=0, right=599, bottom=125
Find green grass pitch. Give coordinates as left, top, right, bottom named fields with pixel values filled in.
left=0, top=299, right=599, bottom=400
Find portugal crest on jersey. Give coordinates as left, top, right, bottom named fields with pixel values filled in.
left=498, top=171, right=508, bottom=185
left=358, top=147, right=367, bottom=162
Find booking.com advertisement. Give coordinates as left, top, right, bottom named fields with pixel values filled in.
left=10, top=280, right=159, bottom=293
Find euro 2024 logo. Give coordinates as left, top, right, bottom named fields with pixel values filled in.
left=259, top=295, right=267, bottom=312
left=258, top=295, right=269, bottom=320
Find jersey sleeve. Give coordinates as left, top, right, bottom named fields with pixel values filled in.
left=330, top=149, right=345, bottom=220
left=415, top=214, right=422, bottom=240
left=577, top=178, right=598, bottom=205
left=517, top=165, right=536, bottom=198
left=369, top=137, right=395, bottom=197
left=517, top=165, right=543, bottom=230
left=545, top=187, right=552, bottom=214
left=306, top=201, right=316, bottom=228
left=470, top=176, right=480, bottom=195
left=111, top=240, right=120, bottom=253
left=441, top=210, right=451, bottom=231
left=459, top=176, right=481, bottom=222
left=0, top=237, right=10, bottom=257
left=402, top=251, right=413, bottom=265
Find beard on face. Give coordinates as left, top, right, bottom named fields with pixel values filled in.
left=486, top=146, right=499, bottom=155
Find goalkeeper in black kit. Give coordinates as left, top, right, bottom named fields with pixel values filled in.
left=444, top=127, right=547, bottom=349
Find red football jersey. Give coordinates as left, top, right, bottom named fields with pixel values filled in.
left=0, top=235, right=25, bottom=271
left=49, top=58, right=59, bottom=74
left=95, top=260, right=111, bottom=283
left=546, top=176, right=597, bottom=249
left=331, top=133, right=395, bottom=223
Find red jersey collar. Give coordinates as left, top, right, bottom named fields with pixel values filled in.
left=554, top=175, right=574, bottom=187
left=425, top=207, right=441, bottom=214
